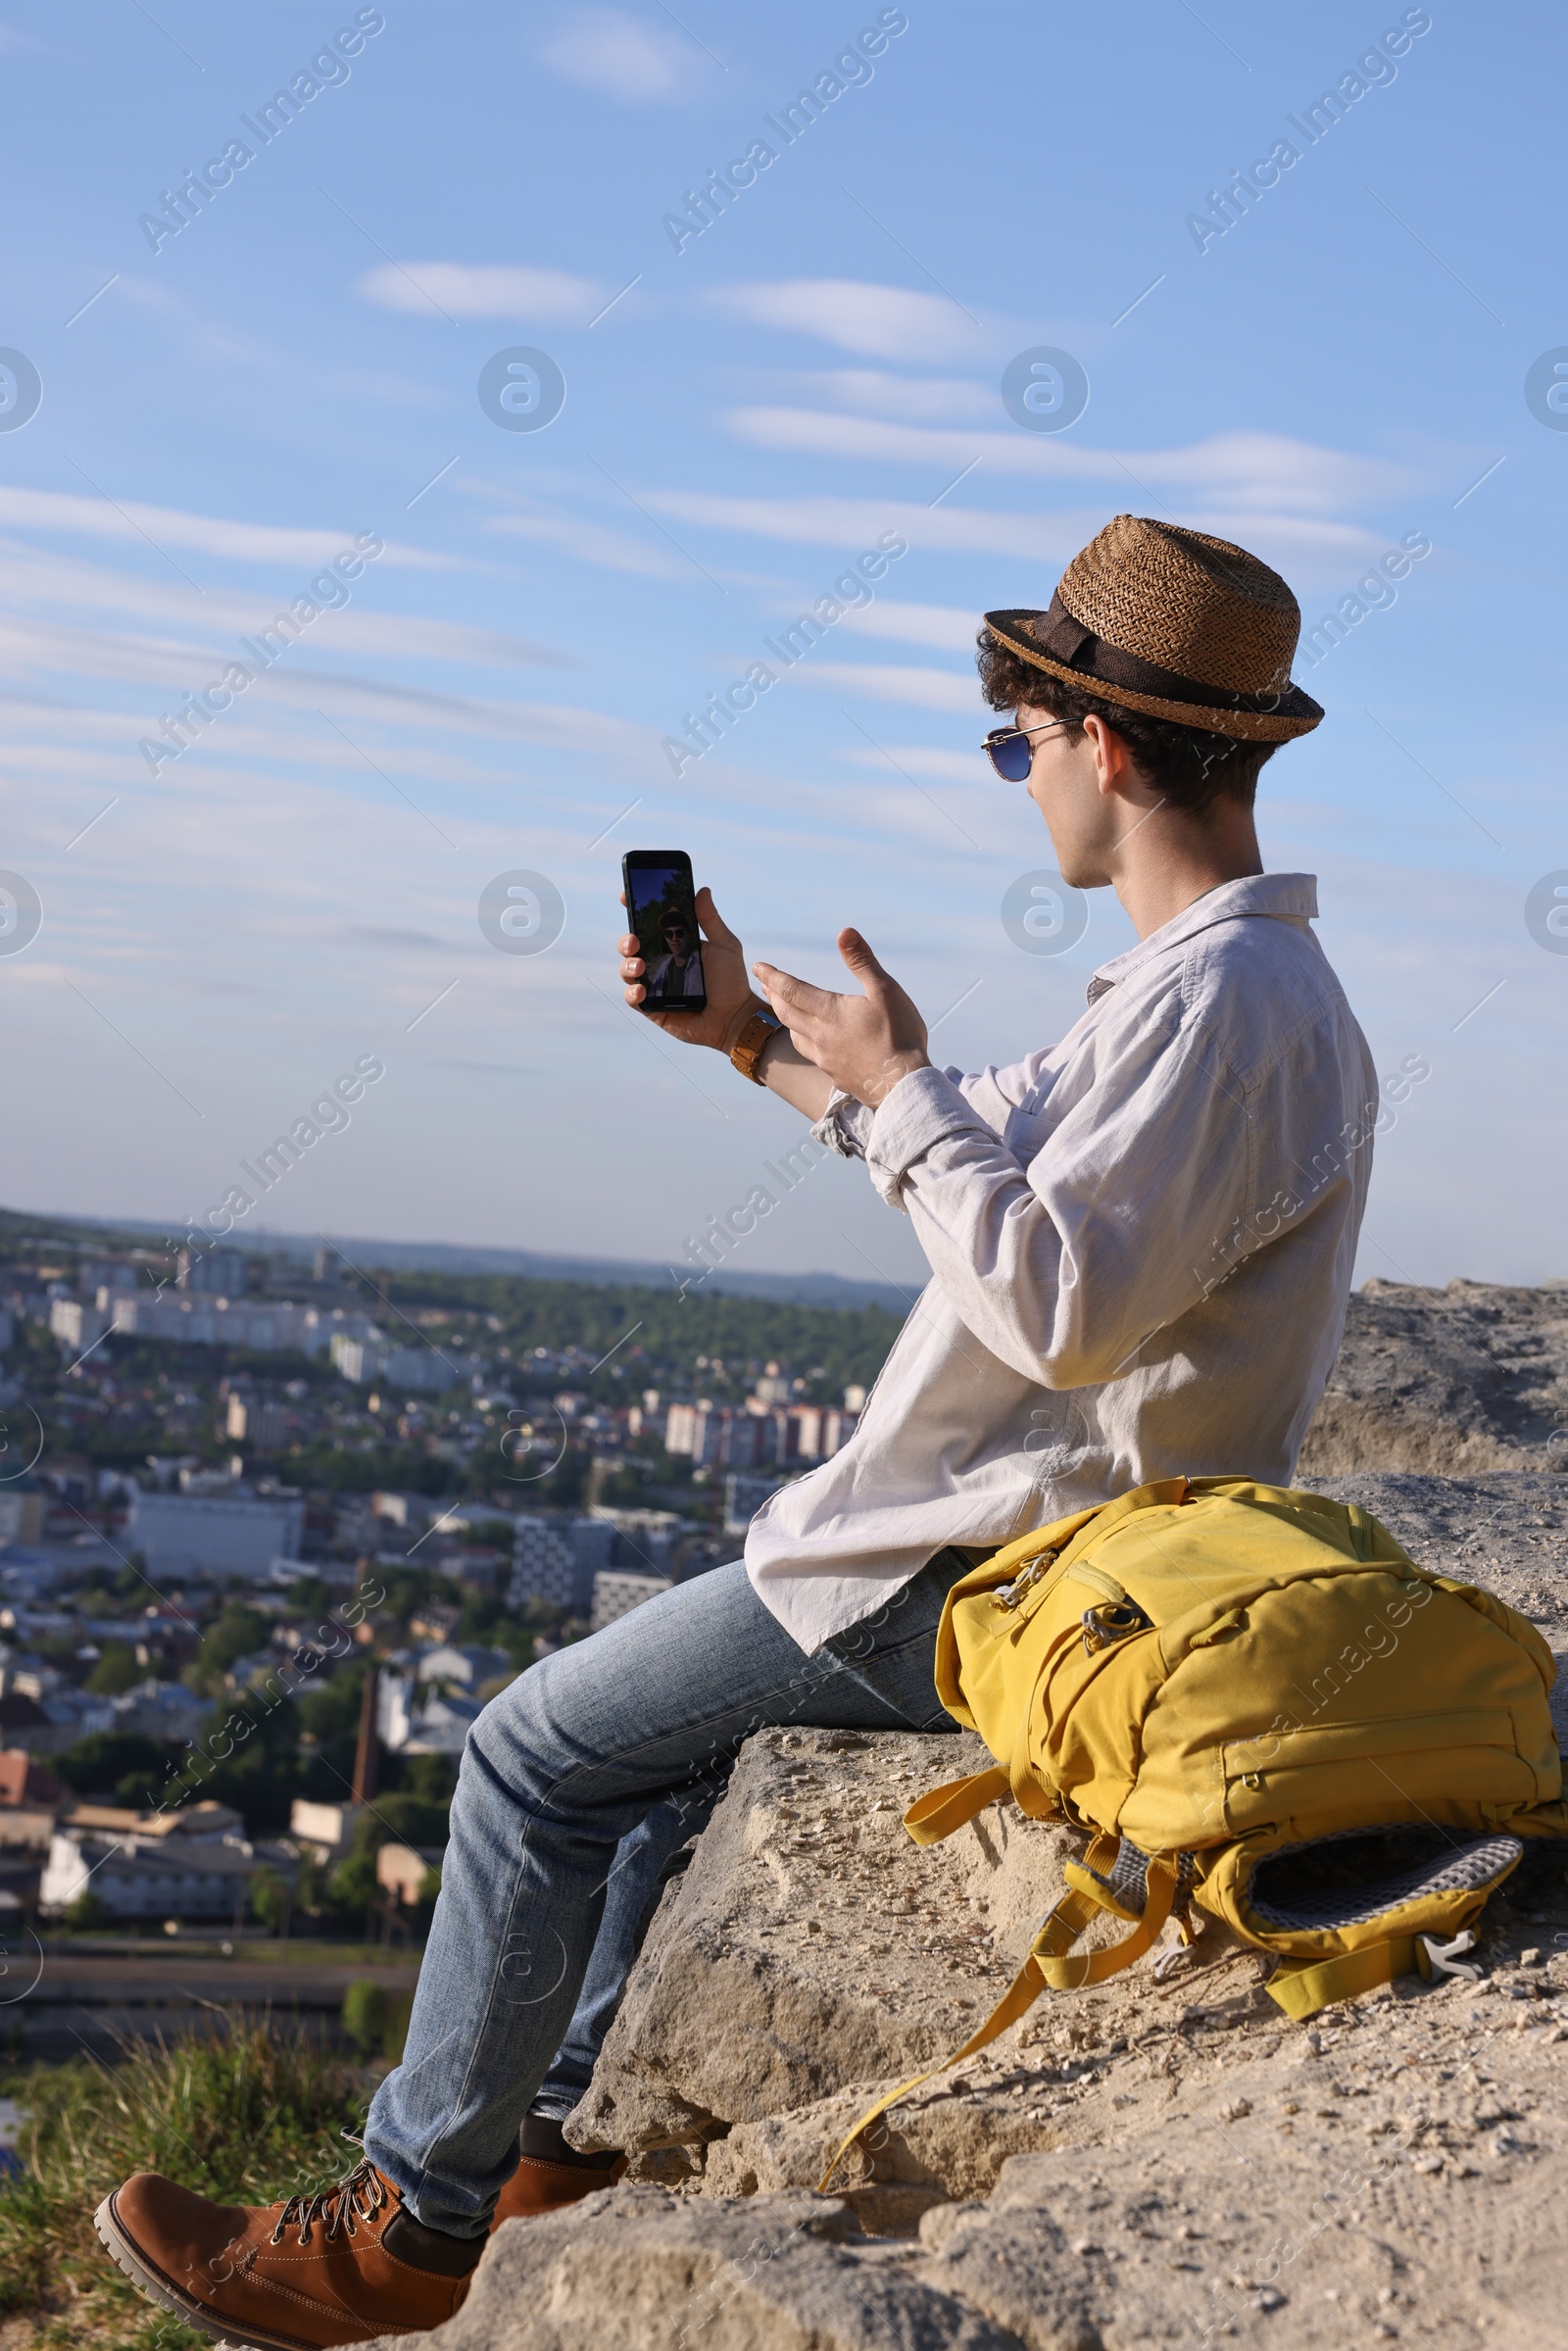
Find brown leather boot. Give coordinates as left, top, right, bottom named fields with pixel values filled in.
left=488, top=2152, right=625, bottom=2229
left=489, top=2113, right=624, bottom=2230
left=95, top=2157, right=482, bottom=2351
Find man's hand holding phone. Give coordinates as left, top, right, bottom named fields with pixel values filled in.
left=618, top=884, right=762, bottom=1055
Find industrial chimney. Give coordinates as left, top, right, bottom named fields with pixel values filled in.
left=352, top=1662, right=379, bottom=1806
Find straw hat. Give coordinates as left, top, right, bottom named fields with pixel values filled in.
left=984, top=514, right=1323, bottom=742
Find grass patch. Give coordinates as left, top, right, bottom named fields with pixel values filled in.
left=0, top=2017, right=367, bottom=2351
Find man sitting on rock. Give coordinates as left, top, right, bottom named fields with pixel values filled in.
left=97, top=515, right=1378, bottom=2347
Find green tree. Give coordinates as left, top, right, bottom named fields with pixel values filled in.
left=369, top=1791, right=450, bottom=1847
left=326, top=1843, right=382, bottom=1925
left=187, top=1688, right=306, bottom=1835
left=53, top=1731, right=176, bottom=1806
left=383, top=1990, right=415, bottom=2063
left=249, top=1866, right=291, bottom=1934
left=279, top=1573, right=330, bottom=1611
left=292, top=1847, right=330, bottom=1920
left=389, top=1750, right=457, bottom=1807
left=112, top=1551, right=153, bottom=1600
left=65, top=1889, right=109, bottom=1932
left=449, top=1589, right=533, bottom=1673
left=340, top=1980, right=388, bottom=2055
left=463, top=1517, right=516, bottom=1548
left=350, top=1269, right=905, bottom=1398
left=84, top=1641, right=141, bottom=1695
left=370, top=1566, right=442, bottom=1626
left=296, top=1658, right=372, bottom=1803
left=184, top=1602, right=271, bottom=1692
left=325, top=1800, right=447, bottom=1926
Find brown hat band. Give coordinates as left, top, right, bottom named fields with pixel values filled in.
left=1026, top=591, right=1297, bottom=719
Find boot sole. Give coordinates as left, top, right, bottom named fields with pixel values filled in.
left=93, top=2191, right=336, bottom=2351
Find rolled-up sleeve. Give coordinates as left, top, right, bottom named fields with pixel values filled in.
left=860, top=1008, right=1256, bottom=1388
left=809, top=1088, right=877, bottom=1161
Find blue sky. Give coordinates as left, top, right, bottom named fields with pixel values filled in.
left=0, top=0, right=1563, bottom=1291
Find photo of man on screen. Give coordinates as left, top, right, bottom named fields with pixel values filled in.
left=643, top=910, right=705, bottom=1002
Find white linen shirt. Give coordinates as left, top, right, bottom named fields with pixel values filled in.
left=744, top=873, right=1378, bottom=1652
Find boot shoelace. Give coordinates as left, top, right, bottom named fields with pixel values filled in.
left=271, top=2158, right=388, bottom=2248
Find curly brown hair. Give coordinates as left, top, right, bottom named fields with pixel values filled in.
left=975, top=627, right=1279, bottom=815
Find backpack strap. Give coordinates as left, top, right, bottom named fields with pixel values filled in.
left=1037, top=1845, right=1179, bottom=1988
left=902, top=1767, right=1012, bottom=1844
left=1344, top=1500, right=1378, bottom=1561
left=1265, top=1934, right=1434, bottom=2020
left=817, top=1836, right=1178, bottom=2192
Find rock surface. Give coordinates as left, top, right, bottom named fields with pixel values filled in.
left=366, top=2186, right=1020, bottom=2351
left=383, top=1947, right=1568, bottom=2347
left=1298, top=1278, right=1568, bottom=1473
left=386, top=1287, right=1568, bottom=2350
left=564, top=1721, right=1086, bottom=2176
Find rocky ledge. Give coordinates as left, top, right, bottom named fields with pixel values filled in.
left=369, top=1294, right=1568, bottom=2351
left=1298, top=1278, right=1568, bottom=1475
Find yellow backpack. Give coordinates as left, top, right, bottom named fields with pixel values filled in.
left=823, top=1476, right=1565, bottom=2188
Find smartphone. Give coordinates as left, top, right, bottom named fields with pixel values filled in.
left=622, top=850, right=707, bottom=1014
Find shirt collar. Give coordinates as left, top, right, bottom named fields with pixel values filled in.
left=1086, top=873, right=1319, bottom=1004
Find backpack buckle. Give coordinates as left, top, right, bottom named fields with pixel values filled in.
left=993, top=1550, right=1058, bottom=1610
left=1081, top=1599, right=1152, bottom=1655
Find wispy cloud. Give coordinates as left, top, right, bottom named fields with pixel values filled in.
left=786, top=661, right=981, bottom=714
left=648, top=487, right=1085, bottom=557
left=356, top=262, right=608, bottom=322
left=722, top=409, right=1415, bottom=514
left=341, top=924, right=452, bottom=955
left=706, top=279, right=991, bottom=363
left=475, top=498, right=686, bottom=578
left=538, top=8, right=708, bottom=103
left=0, top=487, right=463, bottom=571
left=235, top=673, right=664, bottom=762
left=646, top=490, right=1400, bottom=580
left=0, top=538, right=563, bottom=671
left=0, top=20, right=56, bottom=55
left=738, top=368, right=999, bottom=424
left=0, top=608, right=659, bottom=793
left=839, top=600, right=979, bottom=653
left=839, top=742, right=988, bottom=784
left=0, top=615, right=660, bottom=766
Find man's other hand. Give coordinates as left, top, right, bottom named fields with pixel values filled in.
left=751, top=930, right=930, bottom=1109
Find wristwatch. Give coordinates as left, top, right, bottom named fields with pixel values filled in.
left=729, top=1005, right=784, bottom=1085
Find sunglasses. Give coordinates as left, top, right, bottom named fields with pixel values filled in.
left=982, top=717, right=1072, bottom=782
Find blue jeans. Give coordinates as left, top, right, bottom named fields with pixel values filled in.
left=365, top=1554, right=966, bottom=2236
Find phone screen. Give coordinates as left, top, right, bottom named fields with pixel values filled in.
left=622, top=850, right=707, bottom=1014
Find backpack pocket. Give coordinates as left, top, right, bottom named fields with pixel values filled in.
left=1219, top=1706, right=1529, bottom=1836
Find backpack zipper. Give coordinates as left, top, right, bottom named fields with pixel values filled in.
left=1080, top=1598, right=1153, bottom=1656
left=992, top=1549, right=1061, bottom=1610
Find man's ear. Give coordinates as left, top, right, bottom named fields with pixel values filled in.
left=1083, top=713, right=1139, bottom=798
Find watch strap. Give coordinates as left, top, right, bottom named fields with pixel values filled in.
left=730, top=1006, right=784, bottom=1085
